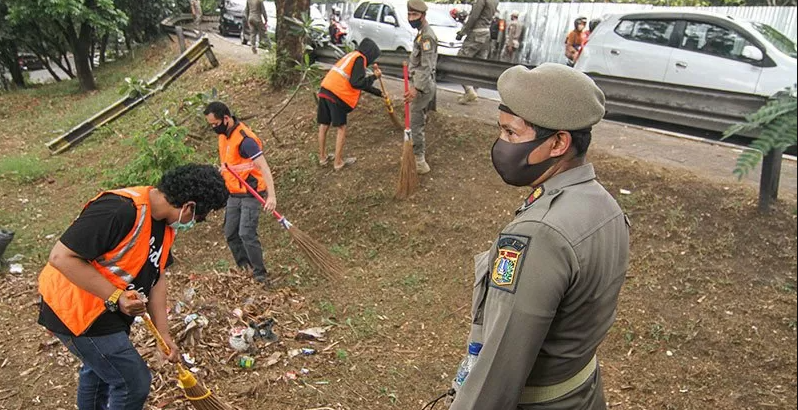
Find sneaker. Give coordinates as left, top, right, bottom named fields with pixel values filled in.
left=415, top=154, right=431, bottom=175
left=334, top=157, right=357, bottom=171
left=253, top=274, right=267, bottom=284
left=318, top=153, right=335, bottom=167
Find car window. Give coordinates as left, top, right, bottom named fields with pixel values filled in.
left=615, top=19, right=676, bottom=46
left=363, top=3, right=382, bottom=22
left=749, top=22, right=797, bottom=59
left=354, top=3, right=368, bottom=19
left=381, top=5, right=397, bottom=25
left=681, top=22, right=755, bottom=61
left=427, top=9, right=458, bottom=28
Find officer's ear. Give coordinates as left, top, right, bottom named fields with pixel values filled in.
left=549, top=131, right=573, bottom=158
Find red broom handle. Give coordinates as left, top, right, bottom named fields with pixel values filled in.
left=403, top=61, right=410, bottom=130
left=223, top=164, right=283, bottom=220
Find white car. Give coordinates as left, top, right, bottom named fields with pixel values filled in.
left=348, top=0, right=463, bottom=55
left=575, top=11, right=797, bottom=96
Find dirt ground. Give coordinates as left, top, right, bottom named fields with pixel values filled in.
left=0, top=40, right=796, bottom=410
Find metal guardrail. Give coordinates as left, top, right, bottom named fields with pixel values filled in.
left=315, top=48, right=767, bottom=137
left=161, top=14, right=201, bottom=39
left=316, top=47, right=784, bottom=211
left=46, top=37, right=218, bottom=154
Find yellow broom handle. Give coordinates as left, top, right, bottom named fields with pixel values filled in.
left=143, top=314, right=172, bottom=356
left=126, top=290, right=172, bottom=356
left=374, top=64, right=394, bottom=113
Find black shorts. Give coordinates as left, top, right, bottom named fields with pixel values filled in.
left=317, top=97, right=348, bottom=127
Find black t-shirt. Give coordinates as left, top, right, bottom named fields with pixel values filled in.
left=38, top=194, right=173, bottom=336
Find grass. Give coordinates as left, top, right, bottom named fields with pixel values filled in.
left=0, top=155, right=51, bottom=184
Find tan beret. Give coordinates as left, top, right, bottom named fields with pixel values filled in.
left=497, top=63, right=606, bottom=130
left=408, top=0, right=428, bottom=13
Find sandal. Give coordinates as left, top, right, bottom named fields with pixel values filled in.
left=334, top=157, right=357, bottom=171
left=318, top=153, right=335, bottom=166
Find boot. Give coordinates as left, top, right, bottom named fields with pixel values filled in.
left=415, top=154, right=431, bottom=175
left=457, top=87, right=478, bottom=104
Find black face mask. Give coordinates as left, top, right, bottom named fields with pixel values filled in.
left=212, top=118, right=228, bottom=135
left=491, top=136, right=559, bottom=187
left=409, top=18, right=423, bottom=29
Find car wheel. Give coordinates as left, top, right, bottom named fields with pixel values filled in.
left=396, top=47, right=407, bottom=53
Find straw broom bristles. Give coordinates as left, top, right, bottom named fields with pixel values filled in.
left=177, top=366, right=234, bottom=410
left=395, top=132, right=418, bottom=200
left=224, top=164, right=345, bottom=280
left=141, top=314, right=234, bottom=410
left=395, top=60, right=418, bottom=200
left=285, top=223, right=344, bottom=280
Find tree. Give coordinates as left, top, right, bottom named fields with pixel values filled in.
left=0, top=0, right=26, bottom=89
left=6, top=0, right=126, bottom=92
left=273, top=0, right=310, bottom=87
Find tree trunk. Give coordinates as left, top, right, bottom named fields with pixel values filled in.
left=68, top=22, right=98, bottom=92
left=53, top=55, right=75, bottom=79
left=273, top=0, right=310, bottom=88
left=36, top=53, right=62, bottom=82
left=2, top=45, right=26, bottom=88
left=99, top=33, right=109, bottom=65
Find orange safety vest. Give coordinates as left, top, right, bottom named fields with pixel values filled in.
left=320, top=50, right=367, bottom=109
left=38, top=187, right=176, bottom=336
left=218, top=122, right=267, bottom=195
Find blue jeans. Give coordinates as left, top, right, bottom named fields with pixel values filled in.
left=55, top=332, right=152, bottom=410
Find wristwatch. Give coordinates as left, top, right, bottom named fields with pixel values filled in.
left=104, top=289, right=124, bottom=312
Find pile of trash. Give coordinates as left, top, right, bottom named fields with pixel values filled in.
left=125, top=268, right=337, bottom=408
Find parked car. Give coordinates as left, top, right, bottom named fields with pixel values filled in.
left=18, top=53, right=44, bottom=71
left=218, top=0, right=246, bottom=37
left=575, top=11, right=797, bottom=96
left=348, top=0, right=463, bottom=55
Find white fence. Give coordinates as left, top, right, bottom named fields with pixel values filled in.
left=316, top=2, right=797, bottom=66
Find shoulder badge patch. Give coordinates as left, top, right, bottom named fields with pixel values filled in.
left=490, top=234, right=530, bottom=293
left=423, top=40, right=432, bottom=51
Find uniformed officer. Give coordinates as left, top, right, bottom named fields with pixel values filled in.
left=448, top=63, right=631, bottom=409
left=404, top=0, right=437, bottom=175
left=455, top=0, right=498, bottom=104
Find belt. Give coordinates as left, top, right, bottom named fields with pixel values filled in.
left=519, top=355, right=597, bottom=404
left=471, top=27, right=490, bottom=33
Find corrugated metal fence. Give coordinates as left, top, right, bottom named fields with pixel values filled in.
left=317, top=2, right=796, bottom=66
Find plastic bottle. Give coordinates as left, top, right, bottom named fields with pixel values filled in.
left=454, top=342, right=483, bottom=386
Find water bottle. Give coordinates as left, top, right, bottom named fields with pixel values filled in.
left=454, top=342, right=483, bottom=386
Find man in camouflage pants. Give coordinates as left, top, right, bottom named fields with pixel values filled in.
left=455, top=0, right=498, bottom=104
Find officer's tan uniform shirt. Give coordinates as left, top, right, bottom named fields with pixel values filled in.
left=451, top=164, right=630, bottom=409
left=409, top=22, right=437, bottom=94
left=461, top=0, right=498, bottom=36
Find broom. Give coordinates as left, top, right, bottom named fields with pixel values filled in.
left=223, top=164, right=344, bottom=279
left=134, top=296, right=233, bottom=410
left=395, top=61, right=419, bottom=200
left=374, top=63, right=403, bottom=130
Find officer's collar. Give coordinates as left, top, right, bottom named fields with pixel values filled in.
left=516, top=163, right=596, bottom=213
left=224, top=117, right=240, bottom=138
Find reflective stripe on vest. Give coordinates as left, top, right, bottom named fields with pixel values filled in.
left=218, top=123, right=267, bottom=195
left=320, top=51, right=365, bottom=109
left=329, top=52, right=359, bottom=80
left=95, top=203, right=148, bottom=284
left=37, top=186, right=176, bottom=336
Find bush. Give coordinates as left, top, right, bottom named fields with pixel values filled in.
left=104, top=126, right=195, bottom=188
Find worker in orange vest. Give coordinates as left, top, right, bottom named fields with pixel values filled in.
left=204, top=101, right=278, bottom=284
left=317, top=37, right=383, bottom=171
left=37, top=164, right=228, bottom=410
